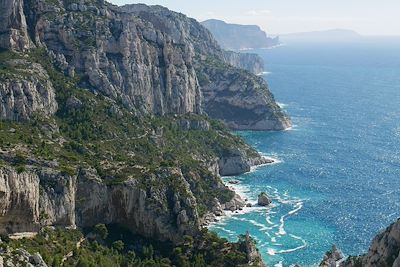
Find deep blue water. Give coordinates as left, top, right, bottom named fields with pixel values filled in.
left=210, top=39, right=400, bottom=266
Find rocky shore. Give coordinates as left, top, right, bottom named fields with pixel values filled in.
left=202, top=156, right=275, bottom=226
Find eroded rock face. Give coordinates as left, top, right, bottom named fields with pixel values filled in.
left=0, top=166, right=199, bottom=243
left=75, top=168, right=200, bottom=243
left=221, top=194, right=245, bottom=211
left=339, top=218, right=400, bottom=267
left=320, top=245, right=344, bottom=267
left=198, top=60, right=292, bottom=131
left=218, top=149, right=272, bottom=176
left=0, top=167, right=41, bottom=233
left=218, top=149, right=250, bottom=176
left=33, top=1, right=202, bottom=116
left=0, top=0, right=34, bottom=51
left=224, top=51, right=264, bottom=75
left=242, top=232, right=266, bottom=267
left=0, top=167, right=75, bottom=233
left=0, top=60, right=58, bottom=121
left=0, top=248, right=47, bottom=267
left=0, top=0, right=290, bottom=130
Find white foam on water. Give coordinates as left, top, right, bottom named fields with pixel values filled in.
left=267, top=248, right=276, bottom=256
left=257, top=71, right=272, bottom=76
left=271, top=237, right=277, bottom=243
left=288, top=201, right=303, bottom=215
left=274, top=261, right=283, bottom=267
left=250, top=156, right=282, bottom=172
left=284, top=124, right=299, bottom=131
left=266, top=215, right=274, bottom=225
left=275, top=235, right=307, bottom=254
left=211, top=226, right=236, bottom=235
left=277, top=102, right=288, bottom=108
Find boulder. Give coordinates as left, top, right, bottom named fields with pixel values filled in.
left=257, top=192, right=272, bottom=206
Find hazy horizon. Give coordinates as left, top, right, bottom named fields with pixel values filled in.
left=109, top=0, right=400, bottom=36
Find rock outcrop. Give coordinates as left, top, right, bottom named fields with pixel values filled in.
left=0, top=0, right=290, bottom=130
left=0, top=0, right=34, bottom=51
left=242, top=232, right=266, bottom=267
left=339, top=218, right=400, bottom=267
left=0, top=60, right=57, bottom=121
left=221, top=194, right=245, bottom=212
left=257, top=192, right=272, bottom=206
left=223, top=51, right=264, bottom=75
left=320, top=245, right=344, bottom=267
left=198, top=60, right=291, bottom=131
left=0, top=248, right=47, bottom=267
left=0, top=166, right=200, bottom=243
left=201, top=19, right=280, bottom=50
left=218, top=149, right=272, bottom=176
left=75, top=168, right=200, bottom=243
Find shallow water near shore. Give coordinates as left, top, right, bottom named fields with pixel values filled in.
left=209, top=39, right=400, bottom=266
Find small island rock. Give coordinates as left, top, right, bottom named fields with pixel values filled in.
left=257, top=192, right=272, bottom=206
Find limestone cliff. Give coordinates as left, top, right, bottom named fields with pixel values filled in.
left=0, top=59, right=57, bottom=121
left=0, top=0, right=290, bottom=130
left=0, top=0, right=34, bottom=51
left=339, top=218, right=400, bottom=267
left=197, top=57, right=291, bottom=131
left=201, top=19, right=280, bottom=50
left=224, top=51, right=264, bottom=75
left=0, top=166, right=200, bottom=243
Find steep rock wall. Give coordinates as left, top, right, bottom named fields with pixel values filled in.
left=0, top=60, right=57, bottom=121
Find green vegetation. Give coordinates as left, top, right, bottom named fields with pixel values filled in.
left=0, top=49, right=258, bottom=213
left=1, top=226, right=259, bottom=267
left=0, top=48, right=264, bottom=266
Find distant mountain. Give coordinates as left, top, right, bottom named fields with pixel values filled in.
left=281, top=29, right=362, bottom=43
left=201, top=19, right=280, bottom=50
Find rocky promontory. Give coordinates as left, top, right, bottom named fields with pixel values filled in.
left=201, top=19, right=280, bottom=50
left=339, top=218, right=400, bottom=267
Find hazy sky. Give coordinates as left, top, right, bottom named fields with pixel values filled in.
left=110, top=0, right=400, bottom=36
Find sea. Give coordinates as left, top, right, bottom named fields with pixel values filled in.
left=209, top=37, right=400, bottom=266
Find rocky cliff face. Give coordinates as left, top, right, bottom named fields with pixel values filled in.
left=339, top=219, right=400, bottom=267
left=0, top=0, right=290, bottom=129
left=197, top=57, right=291, bottom=130
left=1, top=0, right=202, bottom=115
left=201, top=19, right=280, bottom=50
left=0, top=59, right=57, bottom=121
left=0, top=0, right=34, bottom=51
left=224, top=51, right=264, bottom=75
left=0, top=165, right=200, bottom=243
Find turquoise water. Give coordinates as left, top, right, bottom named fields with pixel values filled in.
left=209, top=39, right=400, bottom=266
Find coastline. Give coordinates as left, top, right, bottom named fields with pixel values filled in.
left=202, top=155, right=280, bottom=227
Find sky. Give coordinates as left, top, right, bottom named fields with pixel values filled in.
left=109, top=0, right=400, bottom=36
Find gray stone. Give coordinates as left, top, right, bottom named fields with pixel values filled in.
left=68, top=3, right=78, bottom=11
left=29, top=253, right=47, bottom=266
left=222, top=194, right=245, bottom=211
left=320, top=245, right=344, bottom=267
left=224, top=51, right=264, bottom=75
left=66, top=96, right=83, bottom=110
left=339, top=219, right=400, bottom=267
left=0, top=60, right=58, bottom=121
left=257, top=192, right=272, bottom=206
left=218, top=149, right=250, bottom=176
